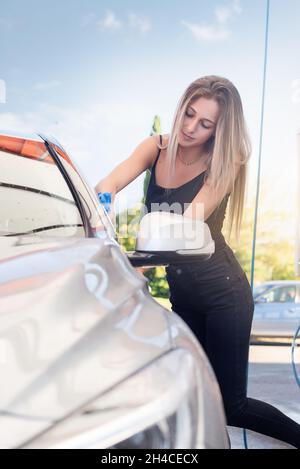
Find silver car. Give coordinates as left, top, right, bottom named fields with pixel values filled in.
left=0, top=130, right=229, bottom=449
left=251, top=280, right=300, bottom=339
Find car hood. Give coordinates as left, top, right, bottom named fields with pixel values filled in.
left=0, top=235, right=172, bottom=448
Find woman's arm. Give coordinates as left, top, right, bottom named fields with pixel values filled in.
left=183, top=156, right=242, bottom=221
left=95, top=135, right=160, bottom=274
left=183, top=177, right=225, bottom=221
left=94, top=135, right=159, bottom=200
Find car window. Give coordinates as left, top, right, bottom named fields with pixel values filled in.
left=253, top=284, right=272, bottom=298
left=0, top=135, right=84, bottom=237
left=259, top=285, right=296, bottom=303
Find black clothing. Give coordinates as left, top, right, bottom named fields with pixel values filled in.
left=144, top=136, right=229, bottom=251
left=144, top=135, right=300, bottom=448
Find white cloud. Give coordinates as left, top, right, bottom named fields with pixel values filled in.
left=128, top=13, right=151, bottom=33
left=182, top=21, right=230, bottom=42
left=33, top=81, right=61, bottom=91
left=97, top=10, right=122, bottom=31
left=182, top=0, right=242, bottom=42
left=83, top=10, right=151, bottom=34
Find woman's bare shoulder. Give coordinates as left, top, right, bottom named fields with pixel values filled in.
left=153, top=133, right=169, bottom=147
left=162, top=134, right=170, bottom=146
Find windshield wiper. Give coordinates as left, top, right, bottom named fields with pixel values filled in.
left=2, top=224, right=84, bottom=237
left=0, top=182, right=77, bottom=205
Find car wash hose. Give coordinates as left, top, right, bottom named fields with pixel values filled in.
left=291, top=324, right=300, bottom=389
left=243, top=0, right=270, bottom=450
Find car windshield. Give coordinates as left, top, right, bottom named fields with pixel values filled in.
left=253, top=283, right=273, bottom=299
left=0, top=134, right=84, bottom=237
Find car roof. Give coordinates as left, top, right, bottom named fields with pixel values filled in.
left=255, top=280, right=300, bottom=286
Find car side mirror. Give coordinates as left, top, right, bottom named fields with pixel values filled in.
left=126, top=211, right=215, bottom=267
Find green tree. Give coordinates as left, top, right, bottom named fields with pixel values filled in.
left=227, top=195, right=296, bottom=283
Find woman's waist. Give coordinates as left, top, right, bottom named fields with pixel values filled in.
left=166, top=243, right=239, bottom=277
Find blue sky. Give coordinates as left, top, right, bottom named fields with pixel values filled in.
left=0, top=0, right=299, bottom=223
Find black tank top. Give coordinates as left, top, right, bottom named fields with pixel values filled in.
left=144, top=134, right=230, bottom=251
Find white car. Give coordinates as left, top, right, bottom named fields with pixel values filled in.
left=0, top=130, right=229, bottom=449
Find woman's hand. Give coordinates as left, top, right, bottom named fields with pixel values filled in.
left=134, top=266, right=152, bottom=276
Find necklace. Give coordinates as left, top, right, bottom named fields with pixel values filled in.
left=178, top=148, right=208, bottom=166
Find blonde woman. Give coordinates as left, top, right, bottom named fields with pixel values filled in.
left=95, top=76, right=300, bottom=448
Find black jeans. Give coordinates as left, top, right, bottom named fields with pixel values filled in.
left=165, top=244, right=300, bottom=448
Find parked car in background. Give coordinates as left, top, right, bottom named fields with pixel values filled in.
left=0, top=130, right=229, bottom=449
left=251, top=280, right=300, bottom=339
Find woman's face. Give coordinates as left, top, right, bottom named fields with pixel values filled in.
left=178, top=97, right=220, bottom=148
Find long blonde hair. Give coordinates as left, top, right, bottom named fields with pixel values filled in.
left=158, top=75, right=252, bottom=242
